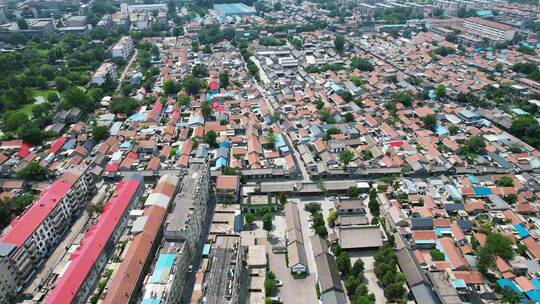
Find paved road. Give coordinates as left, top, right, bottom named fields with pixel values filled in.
left=115, top=49, right=138, bottom=94
left=24, top=211, right=90, bottom=295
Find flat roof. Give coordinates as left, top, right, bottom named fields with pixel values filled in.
left=213, top=3, right=256, bottom=15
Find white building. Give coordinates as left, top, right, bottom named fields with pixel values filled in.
left=91, top=62, right=117, bottom=85
left=111, top=36, right=134, bottom=61
left=463, top=17, right=516, bottom=42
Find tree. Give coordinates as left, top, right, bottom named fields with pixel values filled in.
left=266, top=130, right=277, bottom=149
left=477, top=232, right=515, bottom=273
left=262, top=213, right=273, bottom=231
left=345, top=275, right=361, bottom=296
left=55, top=76, right=71, bottom=92
left=47, top=92, right=59, bottom=103
left=391, top=91, right=413, bottom=107
left=351, top=57, right=373, bottom=72
left=342, top=91, right=352, bottom=102
left=273, top=1, right=282, bottom=10
left=334, top=35, right=345, bottom=52
left=16, top=161, right=47, bottom=181
left=463, top=135, right=486, bottom=154
left=92, top=125, right=109, bottom=141
left=110, top=97, right=139, bottom=116
left=245, top=212, right=255, bottom=226
left=202, top=130, right=217, bottom=147
left=336, top=252, right=352, bottom=275
left=327, top=210, right=337, bottom=227
left=192, top=64, right=209, bottom=77
left=351, top=259, right=365, bottom=277
left=264, top=271, right=276, bottom=296
left=422, top=114, right=437, bottom=129
left=445, top=32, right=457, bottom=43
left=384, top=283, right=406, bottom=302
left=219, top=70, right=230, bottom=88
left=429, top=249, right=445, bottom=261
left=278, top=192, right=287, bottom=205
left=4, top=111, right=29, bottom=132
left=344, top=112, right=354, bottom=123
left=435, top=84, right=446, bottom=98
left=339, top=150, right=355, bottom=168
left=348, top=186, right=360, bottom=198
left=163, top=79, right=181, bottom=95
left=200, top=101, right=212, bottom=117
left=495, top=176, right=514, bottom=187
left=305, top=202, right=321, bottom=214
left=178, top=95, right=190, bottom=107
left=183, top=76, right=201, bottom=95
left=448, top=124, right=459, bottom=135
left=62, top=87, right=94, bottom=113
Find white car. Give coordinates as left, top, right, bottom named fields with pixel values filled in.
left=269, top=296, right=283, bottom=303
left=274, top=279, right=283, bottom=287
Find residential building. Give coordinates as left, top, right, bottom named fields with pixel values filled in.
left=43, top=174, right=144, bottom=304
left=285, top=202, right=307, bottom=274
left=102, top=174, right=179, bottom=303
left=462, top=17, right=516, bottom=42
left=163, top=163, right=210, bottom=254
left=111, top=36, right=134, bottom=61
left=0, top=166, right=94, bottom=303
left=91, top=62, right=117, bottom=85
left=312, top=235, right=347, bottom=304
left=215, top=175, right=240, bottom=203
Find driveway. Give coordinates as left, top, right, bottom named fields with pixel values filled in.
left=266, top=239, right=318, bottom=304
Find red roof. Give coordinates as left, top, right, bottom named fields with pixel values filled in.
left=105, top=163, right=119, bottom=173
left=17, top=143, right=31, bottom=158
left=389, top=141, right=403, bottom=147
left=209, top=81, right=219, bottom=90
left=49, top=137, right=67, bottom=154
left=212, top=101, right=225, bottom=113
left=44, top=178, right=141, bottom=304
left=0, top=180, right=73, bottom=246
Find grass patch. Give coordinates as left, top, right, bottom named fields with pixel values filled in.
left=31, top=89, right=57, bottom=99
left=17, top=103, right=35, bottom=117
left=14, top=89, right=59, bottom=117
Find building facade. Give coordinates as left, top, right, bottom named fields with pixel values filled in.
left=0, top=166, right=94, bottom=303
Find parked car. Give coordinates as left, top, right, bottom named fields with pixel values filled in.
left=274, top=279, right=283, bottom=287
left=269, top=296, right=283, bottom=303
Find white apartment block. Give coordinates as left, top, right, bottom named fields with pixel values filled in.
left=111, top=36, right=134, bottom=61
left=463, top=17, right=516, bottom=42
left=0, top=166, right=94, bottom=303
left=91, top=62, right=117, bottom=85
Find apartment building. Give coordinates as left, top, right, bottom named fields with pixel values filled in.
left=358, top=3, right=377, bottom=17
left=462, top=17, right=516, bottom=42
left=111, top=36, right=134, bottom=61
left=43, top=174, right=144, bottom=304
left=139, top=241, right=190, bottom=304
left=91, top=62, right=117, bottom=85
left=0, top=166, right=94, bottom=303
left=163, top=162, right=210, bottom=254
left=102, top=174, right=180, bottom=303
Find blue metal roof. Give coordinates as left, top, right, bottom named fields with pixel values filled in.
left=514, top=224, right=530, bottom=238
left=497, top=279, right=521, bottom=294
left=149, top=254, right=176, bottom=283
left=468, top=175, right=479, bottom=184
left=473, top=187, right=492, bottom=197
